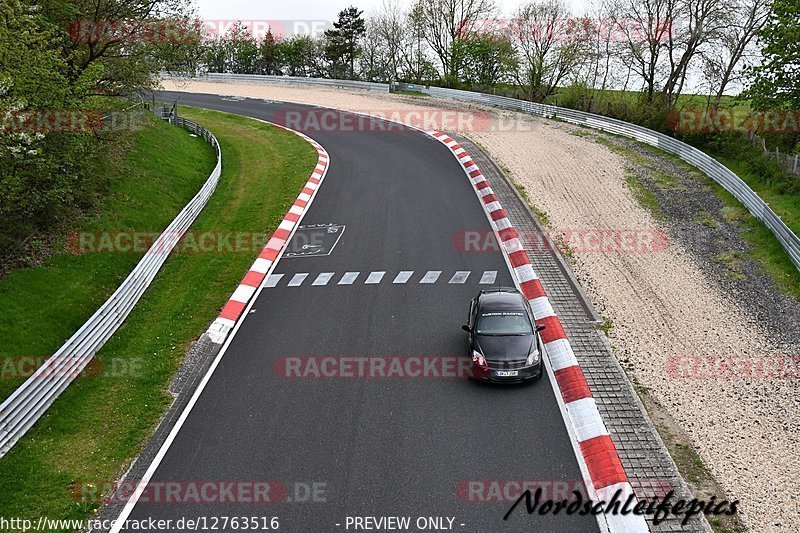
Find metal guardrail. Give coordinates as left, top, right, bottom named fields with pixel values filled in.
left=201, top=72, right=389, bottom=92
left=411, top=85, right=800, bottom=271
left=183, top=72, right=799, bottom=270
left=433, top=91, right=800, bottom=271
left=0, top=108, right=222, bottom=458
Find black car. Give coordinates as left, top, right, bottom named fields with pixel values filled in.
left=462, top=287, right=545, bottom=383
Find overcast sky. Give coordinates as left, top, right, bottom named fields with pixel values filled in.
left=194, top=0, right=594, bottom=21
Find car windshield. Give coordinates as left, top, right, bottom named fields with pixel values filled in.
left=475, top=311, right=532, bottom=335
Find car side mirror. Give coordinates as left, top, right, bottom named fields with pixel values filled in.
left=462, top=324, right=471, bottom=333
left=535, top=324, right=546, bottom=332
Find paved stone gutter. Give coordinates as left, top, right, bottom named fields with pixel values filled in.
left=454, top=134, right=711, bottom=533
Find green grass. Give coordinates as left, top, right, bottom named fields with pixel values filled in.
left=704, top=175, right=800, bottom=300
left=592, top=132, right=800, bottom=299
left=394, top=89, right=430, bottom=98
left=710, top=153, right=799, bottom=236
left=713, top=250, right=747, bottom=281
left=551, top=86, right=749, bottom=110
left=596, top=317, right=614, bottom=335
left=0, top=107, right=316, bottom=524
left=593, top=137, right=664, bottom=218
left=0, top=115, right=216, bottom=403
left=643, top=136, right=800, bottom=297
left=625, top=173, right=660, bottom=217
left=696, top=209, right=720, bottom=228
left=513, top=182, right=551, bottom=227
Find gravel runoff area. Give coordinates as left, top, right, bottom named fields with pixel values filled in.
left=162, top=78, right=800, bottom=532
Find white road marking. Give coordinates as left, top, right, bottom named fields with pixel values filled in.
left=365, top=271, right=386, bottom=284
left=393, top=271, right=414, bottom=284
left=270, top=270, right=495, bottom=287
left=265, top=274, right=284, bottom=287
left=420, top=271, right=442, bottom=284
left=312, top=272, right=335, bottom=286
left=231, top=285, right=257, bottom=302
left=108, top=124, right=330, bottom=533
left=479, top=271, right=498, bottom=284
left=338, top=272, right=360, bottom=285
left=449, top=271, right=470, bottom=284
left=287, top=273, right=309, bottom=286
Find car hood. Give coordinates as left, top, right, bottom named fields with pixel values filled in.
left=475, top=334, right=534, bottom=361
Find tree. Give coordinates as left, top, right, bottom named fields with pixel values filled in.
left=700, top=0, right=770, bottom=109
left=745, top=0, right=800, bottom=110
left=276, top=35, right=320, bottom=76
left=204, top=38, right=228, bottom=72
left=401, top=1, right=438, bottom=83
left=202, top=22, right=258, bottom=74
left=229, top=23, right=259, bottom=74
left=413, top=0, right=497, bottom=85
left=662, top=0, right=729, bottom=105
left=511, top=0, right=593, bottom=101
left=325, top=7, right=367, bottom=79
left=371, top=0, right=406, bottom=81
left=458, top=32, right=517, bottom=86
left=259, top=30, right=279, bottom=75
left=610, top=0, right=677, bottom=103
left=40, top=0, right=196, bottom=95
left=360, top=17, right=391, bottom=81
left=0, top=0, right=117, bottom=261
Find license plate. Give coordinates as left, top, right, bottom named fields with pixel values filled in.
left=496, top=370, right=519, bottom=377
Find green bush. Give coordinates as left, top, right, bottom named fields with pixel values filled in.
left=690, top=134, right=799, bottom=194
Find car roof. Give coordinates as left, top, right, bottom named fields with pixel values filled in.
left=477, top=289, right=527, bottom=311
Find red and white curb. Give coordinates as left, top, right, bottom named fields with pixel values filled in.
left=206, top=124, right=330, bottom=345
left=427, top=131, right=649, bottom=533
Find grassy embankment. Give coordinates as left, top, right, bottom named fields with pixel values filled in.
left=0, top=107, right=316, bottom=524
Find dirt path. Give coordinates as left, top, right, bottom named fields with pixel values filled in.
left=476, top=124, right=800, bottom=533
left=163, top=79, right=800, bottom=532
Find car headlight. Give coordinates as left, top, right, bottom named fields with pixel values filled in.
left=526, top=349, right=540, bottom=366
left=472, top=350, right=487, bottom=367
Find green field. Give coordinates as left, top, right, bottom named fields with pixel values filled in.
left=0, top=107, right=316, bottom=524
left=704, top=153, right=800, bottom=299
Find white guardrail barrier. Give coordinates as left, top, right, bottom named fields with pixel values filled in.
left=0, top=108, right=222, bottom=458
left=200, top=72, right=800, bottom=271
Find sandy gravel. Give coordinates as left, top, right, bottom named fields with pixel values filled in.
left=163, top=78, right=800, bottom=532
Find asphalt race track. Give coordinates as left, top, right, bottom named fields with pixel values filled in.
left=118, top=92, right=600, bottom=532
